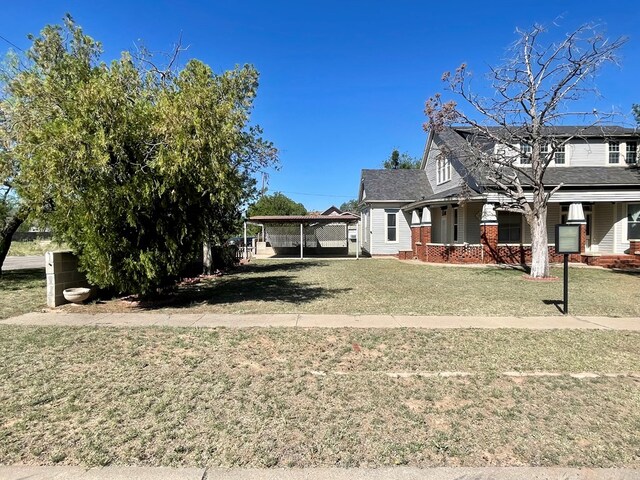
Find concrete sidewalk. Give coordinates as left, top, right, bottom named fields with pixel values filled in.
left=1, top=466, right=639, bottom=480
left=1, top=311, right=639, bottom=330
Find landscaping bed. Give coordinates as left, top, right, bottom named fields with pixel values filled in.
left=1, top=326, right=639, bottom=468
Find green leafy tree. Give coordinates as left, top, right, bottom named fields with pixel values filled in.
left=0, top=16, right=277, bottom=291
left=383, top=149, right=420, bottom=169
left=339, top=199, right=359, bottom=213
left=247, top=192, right=306, bottom=217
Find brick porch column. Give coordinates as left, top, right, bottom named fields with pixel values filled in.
left=420, top=207, right=431, bottom=262
left=410, top=210, right=421, bottom=258
left=567, top=203, right=587, bottom=262
left=480, top=203, right=498, bottom=264
left=630, top=239, right=640, bottom=255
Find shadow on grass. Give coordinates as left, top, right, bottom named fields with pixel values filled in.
left=0, top=268, right=45, bottom=285
left=132, top=273, right=352, bottom=311
left=239, top=260, right=328, bottom=274
left=543, top=299, right=565, bottom=314
left=609, top=268, right=640, bottom=277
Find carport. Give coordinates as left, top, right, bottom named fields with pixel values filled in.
left=244, top=214, right=360, bottom=259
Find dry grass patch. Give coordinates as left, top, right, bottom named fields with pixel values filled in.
left=1, top=326, right=639, bottom=468
left=67, top=258, right=640, bottom=317
left=0, top=268, right=46, bottom=319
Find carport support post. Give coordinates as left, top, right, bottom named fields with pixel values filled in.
left=300, top=223, right=304, bottom=259
left=243, top=221, right=247, bottom=260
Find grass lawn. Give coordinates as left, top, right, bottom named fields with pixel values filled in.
left=0, top=269, right=46, bottom=320
left=7, top=240, right=67, bottom=256
left=69, top=258, right=640, bottom=317
left=1, top=326, right=638, bottom=468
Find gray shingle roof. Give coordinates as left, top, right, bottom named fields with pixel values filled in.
left=454, top=125, right=639, bottom=138
left=520, top=166, right=640, bottom=186
left=360, top=169, right=432, bottom=202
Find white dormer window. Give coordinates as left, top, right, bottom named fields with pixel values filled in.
left=437, top=157, right=451, bottom=184
left=626, top=142, right=637, bottom=164
left=609, top=141, right=620, bottom=164
left=520, top=143, right=532, bottom=164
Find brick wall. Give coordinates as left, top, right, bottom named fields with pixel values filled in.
left=45, top=251, right=91, bottom=307
left=425, top=244, right=484, bottom=263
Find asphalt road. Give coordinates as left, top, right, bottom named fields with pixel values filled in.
left=2, top=255, right=45, bottom=271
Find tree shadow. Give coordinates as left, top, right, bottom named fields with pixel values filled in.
left=609, top=268, right=640, bottom=277
left=135, top=274, right=351, bottom=310
left=0, top=268, right=45, bottom=284
left=238, top=260, right=328, bottom=274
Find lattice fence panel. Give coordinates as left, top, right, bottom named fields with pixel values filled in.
left=310, top=224, right=347, bottom=248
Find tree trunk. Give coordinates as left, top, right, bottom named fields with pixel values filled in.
left=527, top=205, right=550, bottom=278
left=0, top=205, right=30, bottom=275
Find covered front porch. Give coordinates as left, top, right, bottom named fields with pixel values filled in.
left=399, top=200, right=640, bottom=268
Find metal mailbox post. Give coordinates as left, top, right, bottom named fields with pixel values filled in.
left=555, top=224, right=582, bottom=315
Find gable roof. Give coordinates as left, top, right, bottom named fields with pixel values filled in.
left=359, top=169, right=432, bottom=203
left=519, top=166, right=640, bottom=186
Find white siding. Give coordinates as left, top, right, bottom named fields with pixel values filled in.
left=369, top=204, right=411, bottom=254
left=465, top=203, right=482, bottom=243
left=425, top=137, right=463, bottom=195
left=592, top=203, right=615, bottom=253
left=617, top=203, right=630, bottom=253
left=361, top=207, right=371, bottom=252
left=566, top=139, right=607, bottom=166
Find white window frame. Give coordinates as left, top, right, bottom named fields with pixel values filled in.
left=608, top=141, right=620, bottom=164
left=453, top=207, right=460, bottom=243
left=626, top=141, right=637, bottom=164
left=627, top=204, right=640, bottom=240
left=385, top=210, right=399, bottom=243
left=520, top=143, right=532, bottom=165
left=554, top=143, right=566, bottom=165
left=436, top=157, right=451, bottom=185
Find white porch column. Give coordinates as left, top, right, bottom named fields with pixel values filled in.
left=411, top=209, right=421, bottom=226
left=355, top=221, right=360, bottom=260
left=300, top=223, right=304, bottom=260
left=480, top=203, right=498, bottom=224
left=567, top=203, right=586, bottom=224
left=421, top=207, right=431, bottom=225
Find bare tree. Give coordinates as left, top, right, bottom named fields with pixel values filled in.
left=424, top=23, right=626, bottom=278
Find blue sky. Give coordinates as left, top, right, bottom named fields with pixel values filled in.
left=1, top=1, right=639, bottom=211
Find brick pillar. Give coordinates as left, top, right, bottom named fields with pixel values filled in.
left=481, top=224, right=499, bottom=264
left=630, top=239, right=640, bottom=255
left=419, top=224, right=431, bottom=262
left=411, top=225, right=421, bottom=258
left=480, top=203, right=498, bottom=264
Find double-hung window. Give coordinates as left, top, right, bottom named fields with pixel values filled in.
left=609, top=141, right=620, bottom=164
left=628, top=204, right=640, bottom=240
left=554, top=144, right=565, bottom=164
left=386, top=211, right=398, bottom=242
left=436, top=157, right=451, bottom=184
left=497, top=212, right=522, bottom=243
left=520, top=143, right=532, bottom=164
left=626, top=142, right=637, bottom=164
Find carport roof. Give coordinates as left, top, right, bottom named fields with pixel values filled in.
left=248, top=214, right=359, bottom=224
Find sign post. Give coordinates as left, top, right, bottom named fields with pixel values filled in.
left=555, top=224, right=581, bottom=315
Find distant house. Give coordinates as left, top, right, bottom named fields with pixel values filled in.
left=358, top=126, right=640, bottom=267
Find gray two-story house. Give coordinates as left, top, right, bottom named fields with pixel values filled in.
left=358, top=126, right=640, bottom=267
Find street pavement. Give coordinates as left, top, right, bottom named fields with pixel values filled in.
left=2, top=255, right=44, bottom=270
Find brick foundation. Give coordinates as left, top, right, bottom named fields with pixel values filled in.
left=425, top=244, right=484, bottom=263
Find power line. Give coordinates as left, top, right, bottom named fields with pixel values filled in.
left=277, top=190, right=354, bottom=198
left=0, top=34, right=23, bottom=52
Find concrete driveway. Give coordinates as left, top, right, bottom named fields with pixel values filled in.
left=2, top=255, right=45, bottom=270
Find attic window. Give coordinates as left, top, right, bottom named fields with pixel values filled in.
left=437, top=157, right=451, bottom=184
left=554, top=144, right=565, bottom=165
